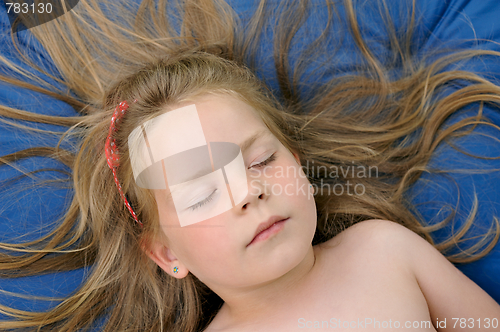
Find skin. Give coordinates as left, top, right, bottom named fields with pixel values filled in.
left=146, top=94, right=500, bottom=331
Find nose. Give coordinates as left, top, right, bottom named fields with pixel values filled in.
left=239, top=176, right=269, bottom=211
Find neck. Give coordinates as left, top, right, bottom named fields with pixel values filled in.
left=211, top=245, right=317, bottom=328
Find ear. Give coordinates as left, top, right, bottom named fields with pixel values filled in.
left=144, top=240, right=189, bottom=279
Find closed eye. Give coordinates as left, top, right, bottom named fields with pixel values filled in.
left=188, top=189, right=217, bottom=211
left=250, top=152, right=277, bottom=169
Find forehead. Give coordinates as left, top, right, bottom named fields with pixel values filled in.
left=187, top=94, right=269, bottom=143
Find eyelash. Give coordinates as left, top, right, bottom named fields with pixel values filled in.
left=250, top=152, right=277, bottom=169
left=189, top=189, right=217, bottom=211
left=189, top=153, right=277, bottom=211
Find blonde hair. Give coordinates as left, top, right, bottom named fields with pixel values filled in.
left=1, top=0, right=500, bottom=331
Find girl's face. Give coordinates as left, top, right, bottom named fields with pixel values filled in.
left=150, top=94, right=317, bottom=291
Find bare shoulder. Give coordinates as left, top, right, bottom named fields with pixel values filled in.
left=342, top=218, right=419, bottom=239
left=317, top=219, right=500, bottom=323
left=319, top=219, right=421, bottom=256
left=313, top=219, right=421, bottom=280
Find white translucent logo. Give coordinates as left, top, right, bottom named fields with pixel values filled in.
left=128, top=105, right=248, bottom=226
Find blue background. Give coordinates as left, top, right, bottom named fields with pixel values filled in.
left=0, top=0, right=499, bottom=326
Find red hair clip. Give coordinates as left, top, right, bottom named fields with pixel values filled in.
left=105, top=100, right=143, bottom=226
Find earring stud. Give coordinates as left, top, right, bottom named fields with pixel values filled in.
left=173, top=266, right=179, bottom=274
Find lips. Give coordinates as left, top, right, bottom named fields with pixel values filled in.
left=247, top=215, right=289, bottom=247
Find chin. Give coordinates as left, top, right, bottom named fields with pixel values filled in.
left=272, top=237, right=312, bottom=274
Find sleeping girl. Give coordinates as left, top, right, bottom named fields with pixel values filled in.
left=1, top=0, right=499, bottom=331
left=101, top=52, right=500, bottom=332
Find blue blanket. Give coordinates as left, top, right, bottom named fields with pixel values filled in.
left=1, top=0, right=499, bottom=323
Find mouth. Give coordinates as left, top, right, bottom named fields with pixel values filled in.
left=247, top=216, right=289, bottom=247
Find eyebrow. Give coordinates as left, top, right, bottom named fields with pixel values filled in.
left=239, top=129, right=270, bottom=154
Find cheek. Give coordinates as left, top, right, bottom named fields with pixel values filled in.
left=174, top=229, right=244, bottom=282
left=175, top=230, right=221, bottom=258
left=270, top=161, right=317, bottom=230
left=160, top=216, right=236, bottom=270
left=269, top=161, right=311, bottom=201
